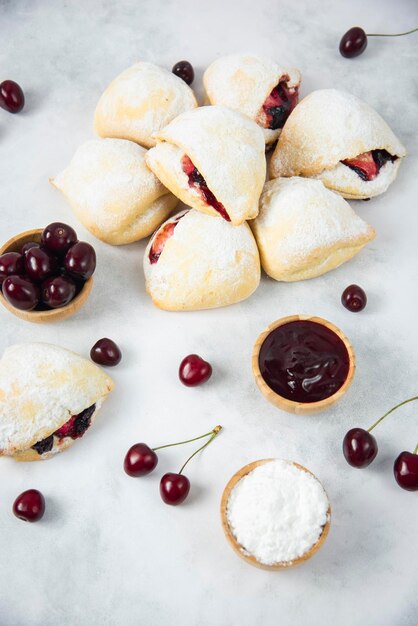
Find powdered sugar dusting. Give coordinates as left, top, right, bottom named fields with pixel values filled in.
left=227, top=460, right=329, bottom=565
left=270, top=89, right=406, bottom=178
left=0, top=343, right=113, bottom=455
left=255, top=177, right=374, bottom=262
left=314, top=158, right=401, bottom=199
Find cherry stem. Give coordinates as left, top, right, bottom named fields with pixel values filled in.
left=153, top=427, right=217, bottom=451
left=413, top=443, right=418, bottom=455
left=367, top=28, right=418, bottom=37
left=367, top=396, right=418, bottom=432
left=178, top=425, right=222, bottom=475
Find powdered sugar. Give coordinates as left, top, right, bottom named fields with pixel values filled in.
left=226, top=460, right=330, bottom=565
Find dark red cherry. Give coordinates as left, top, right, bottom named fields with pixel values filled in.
left=90, top=338, right=122, bottom=366
left=21, top=241, right=40, bottom=256
left=42, top=222, right=78, bottom=256
left=64, top=241, right=96, bottom=280
left=124, top=443, right=158, bottom=477
left=0, top=252, right=24, bottom=285
left=393, top=451, right=418, bottom=491
left=172, top=60, right=194, bottom=85
left=179, top=354, right=212, bottom=387
left=343, top=427, right=378, bottom=467
left=41, top=275, right=76, bottom=308
left=160, top=472, right=190, bottom=505
left=342, top=284, right=367, bottom=312
left=339, top=27, right=368, bottom=58
left=0, top=80, right=25, bottom=113
left=13, top=489, right=45, bottom=522
left=24, top=247, right=57, bottom=282
left=2, top=275, right=40, bottom=310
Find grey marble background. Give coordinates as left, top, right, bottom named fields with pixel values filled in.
left=0, top=1, right=417, bottom=625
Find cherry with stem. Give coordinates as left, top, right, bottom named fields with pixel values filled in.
left=160, top=425, right=222, bottom=506
left=339, top=26, right=418, bottom=58
left=124, top=425, right=221, bottom=478
left=343, top=396, right=418, bottom=468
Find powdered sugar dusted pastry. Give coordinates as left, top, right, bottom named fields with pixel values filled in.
left=0, top=343, right=114, bottom=461
left=51, top=139, right=178, bottom=245
left=144, top=209, right=260, bottom=310
left=269, top=89, right=406, bottom=199
left=203, top=54, right=301, bottom=145
left=251, top=177, right=375, bottom=281
left=146, top=106, right=266, bottom=225
left=94, top=62, right=198, bottom=148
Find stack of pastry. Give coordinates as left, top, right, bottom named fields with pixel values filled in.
left=52, top=55, right=405, bottom=311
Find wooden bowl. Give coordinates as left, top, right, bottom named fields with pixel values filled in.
left=0, top=229, right=93, bottom=323
left=220, top=459, right=331, bottom=570
left=252, top=314, right=355, bottom=415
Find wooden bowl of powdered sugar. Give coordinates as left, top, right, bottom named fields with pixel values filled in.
left=220, top=459, right=331, bottom=570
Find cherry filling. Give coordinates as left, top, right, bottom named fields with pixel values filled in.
left=148, top=213, right=186, bottom=265
left=258, top=77, right=299, bottom=131
left=31, top=404, right=96, bottom=455
left=181, top=155, right=231, bottom=222
left=341, top=149, right=397, bottom=182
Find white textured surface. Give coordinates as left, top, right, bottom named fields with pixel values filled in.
left=0, top=1, right=417, bottom=625
left=226, top=460, right=329, bottom=565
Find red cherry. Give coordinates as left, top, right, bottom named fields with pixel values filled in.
left=179, top=354, right=212, bottom=387
left=64, top=241, right=96, bottom=280
left=42, top=222, right=78, bottom=256
left=339, top=27, right=368, bottom=58
left=13, top=489, right=45, bottom=522
left=0, top=252, right=24, bottom=285
left=160, top=473, right=190, bottom=505
left=41, top=275, right=76, bottom=308
left=342, top=284, right=367, bottom=312
left=343, top=427, right=378, bottom=467
left=2, top=275, right=40, bottom=310
left=21, top=241, right=40, bottom=256
left=172, top=60, right=194, bottom=85
left=90, top=338, right=122, bottom=366
left=24, top=247, right=57, bottom=282
left=393, top=451, right=418, bottom=491
left=0, top=80, right=25, bottom=113
left=124, top=443, right=158, bottom=477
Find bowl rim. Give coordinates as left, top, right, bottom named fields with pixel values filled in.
left=252, top=314, right=356, bottom=414
left=0, top=228, right=93, bottom=323
left=220, top=458, right=331, bottom=570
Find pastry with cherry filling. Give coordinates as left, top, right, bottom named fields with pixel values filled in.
left=203, top=54, right=301, bottom=145
left=94, top=62, right=198, bottom=148
left=145, top=106, right=266, bottom=226
left=269, top=89, right=406, bottom=199
left=51, top=138, right=178, bottom=245
left=0, top=343, right=113, bottom=461
left=144, top=209, right=260, bottom=310
left=251, top=177, right=375, bottom=281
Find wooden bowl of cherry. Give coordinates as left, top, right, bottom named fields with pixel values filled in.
left=0, top=229, right=93, bottom=323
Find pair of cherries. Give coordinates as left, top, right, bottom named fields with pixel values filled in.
left=343, top=396, right=418, bottom=491
left=124, top=425, right=222, bottom=505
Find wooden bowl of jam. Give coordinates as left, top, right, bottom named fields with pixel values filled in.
left=252, top=315, right=355, bottom=415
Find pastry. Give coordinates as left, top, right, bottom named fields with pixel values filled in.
left=51, top=139, right=178, bottom=245
left=0, top=343, right=114, bottom=461
left=251, top=177, right=375, bottom=281
left=145, top=105, right=266, bottom=225
left=203, top=54, right=301, bottom=145
left=269, top=89, right=406, bottom=199
left=94, top=61, right=198, bottom=148
left=144, top=209, right=260, bottom=310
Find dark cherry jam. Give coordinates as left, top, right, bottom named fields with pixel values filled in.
left=258, top=320, right=350, bottom=403
left=31, top=404, right=96, bottom=455
left=148, top=212, right=186, bottom=264
left=182, top=155, right=231, bottom=222
left=341, top=149, right=397, bottom=181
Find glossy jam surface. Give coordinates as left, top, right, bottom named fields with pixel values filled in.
left=148, top=212, right=187, bottom=264
left=342, top=149, right=397, bottom=181
left=258, top=78, right=299, bottom=130
left=182, top=155, right=231, bottom=221
left=258, top=320, right=350, bottom=403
